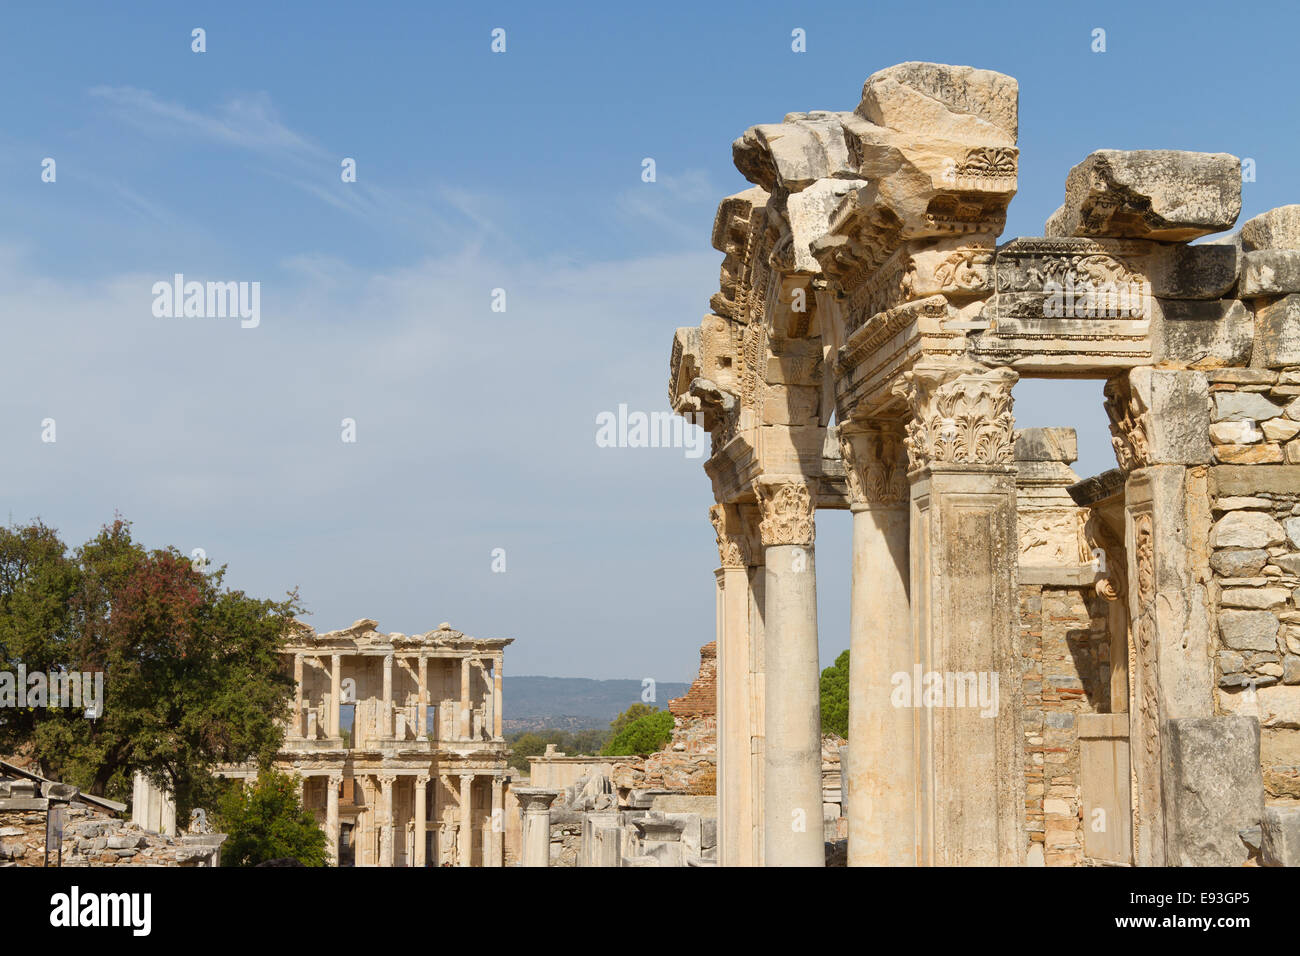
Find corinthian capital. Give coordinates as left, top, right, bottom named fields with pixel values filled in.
left=893, top=363, right=1018, bottom=471
left=753, top=478, right=816, bottom=548
left=838, top=420, right=910, bottom=506
left=709, top=503, right=750, bottom=568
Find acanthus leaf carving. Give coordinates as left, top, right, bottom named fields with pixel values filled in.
left=893, top=363, right=1018, bottom=471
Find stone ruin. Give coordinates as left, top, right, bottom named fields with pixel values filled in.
left=662, top=61, right=1300, bottom=866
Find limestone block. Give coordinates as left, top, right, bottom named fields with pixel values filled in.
left=1221, top=684, right=1300, bottom=727
left=1210, top=548, right=1268, bottom=576
left=1213, top=391, right=1285, bottom=422
left=855, top=62, right=1018, bottom=144
left=1209, top=420, right=1263, bottom=444
left=1050, top=150, right=1242, bottom=242
left=1261, top=804, right=1300, bottom=866
left=1218, top=609, right=1281, bottom=651
left=1220, top=588, right=1289, bottom=609
left=1263, top=417, right=1300, bottom=441
left=1240, top=250, right=1300, bottom=296
left=1284, top=517, right=1300, bottom=548
left=1241, top=205, right=1300, bottom=252
left=1151, top=299, right=1252, bottom=367
left=731, top=113, right=852, bottom=195
left=1163, top=716, right=1263, bottom=866
left=1148, top=242, right=1239, bottom=299
left=1216, top=443, right=1283, bottom=464
left=786, top=178, right=868, bottom=273
left=1129, top=368, right=1211, bottom=464
left=1013, top=427, right=1077, bottom=462
left=1254, top=295, right=1300, bottom=368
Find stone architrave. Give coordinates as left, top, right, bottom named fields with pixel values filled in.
left=753, top=477, right=824, bottom=867
left=894, top=362, right=1025, bottom=866
left=839, top=419, right=914, bottom=866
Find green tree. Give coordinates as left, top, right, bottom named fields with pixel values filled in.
left=0, top=517, right=301, bottom=814
left=601, top=709, right=674, bottom=756
left=609, top=702, right=655, bottom=736
left=216, top=769, right=328, bottom=867
left=820, top=649, right=849, bottom=738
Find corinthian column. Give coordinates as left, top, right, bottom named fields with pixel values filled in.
left=839, top=419, right=914, bottom=866
left=894, top=362, right=1024, bottom=866
left=326, top=772, right=342, bottom=866
left=378, top=773, right=396, bottom=867
left=753, top=476, right=823, bottom=867
left=709, top=502, right=756, bottom=867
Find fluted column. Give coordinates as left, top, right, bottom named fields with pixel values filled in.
left=330, top=654, right=342, bottom=738
left=381, top=653, right=393, bottom=740
left=840, top=420, right=914, bottom=866
left=417, top=655, right=428, bottom=741
left=709, top=502, right=756, bottom=867
left=753, top=476, right=823, bottom=867
left=413, top=774, right=429, bottom=867
left=458, top=773, right=473, bottom=867
left=292, top=653, right=303, bottom=738
left=894, top=362, right=1024, bottom=866
left=460, top=658, right=471, bottom=740
left=326, top=772, right=342, bottom=866
left=378, top=773, right=396, bottom=867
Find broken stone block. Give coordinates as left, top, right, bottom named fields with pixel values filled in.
left=1240, top=250, right=1300, bottom=296
left=1261, top=804, right=1300, bottom=866
left=1210, top=512, right=1286, bottom=549
left=1210, top=420, right=1263, bottom=444
left=1163, top=716, right=1264, bottom=866
left=1129, top=368, right=1212, bottom=464
left=1254, top=295, right=1300, bottom=368
left=1214, top=391, right=1285, bottom=422
left=1210, top=549, right=1268, bottom=576
left=1148, top=242, right=1239, bottom=299
left=1151, top=298, right=1252, bottom=367
left=856, top=61, right=1018, bottom=144
left=1241, top=205, right=1300, bottom=252
left=1218, top=609, right=1282, bottom=651
left=1050, top=150, right=1242, bottom=242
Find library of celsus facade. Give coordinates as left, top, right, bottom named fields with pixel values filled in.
left=671, top=61, right=1300, bottom=867
left=224, top=619, right=513, bottom=866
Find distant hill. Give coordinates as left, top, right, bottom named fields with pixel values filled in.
left=503, top=676, right=691, bottom=732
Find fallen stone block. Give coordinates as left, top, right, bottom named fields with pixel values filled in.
left=1049, top=150, right=1241, bottom=241
left=1163, top=716, right=1264, bottom=866
left=1260, top=804, right=1300, bottom=866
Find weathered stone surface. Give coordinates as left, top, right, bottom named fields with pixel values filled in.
left=1212, top=465, right=1300, bottom=495
left=1209, top=420, right=1263, bottom=444
left=1221, top=684, right=1300, bottom=727
left=1261, top=804, right=1300, bottom=866
left=1254, top=295, right=1300, bottom=368
left=1013, top=427, right=1077, bottom=462
left=1163, top=717, right=1263, bottom=866
left=1212, top=495, right=1271, bottom=510
left=1220, top=588, right=1290, bottom=609
left=1049, top=150, right=1241, bottom=242
left=1216, top=443, right=1284, bottom=464
left=1213, top=391, right=1285, bottom=422
left=1275, top=553, right=1300, bottom=575
left=1218, top=609, right=1281, bottom=651
left=1210, top=549, right=1269, bottom=577
left=1151, top=298, right=1252, bottom=367
left=856, top=62, right=1018, bottom=144
left=1284, top=655, right=1300, bottom=685
left=1130, top=368, right=1212, bottom=464
left=1210, top=511, right=1286, bottom=548
left=1262, top=417, right=1300, bottom=441
left=731, top=114, right=853, bottom=196
left=1241, top=205, right=1300, bottom=252
left=1149, top=242, right=1239, bottom=299
left=1240, top=249, right=1300, bottom=296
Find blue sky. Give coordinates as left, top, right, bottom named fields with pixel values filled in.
left=1, top=1, right=1296, bottom=680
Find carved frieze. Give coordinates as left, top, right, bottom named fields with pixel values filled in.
left=1103, top=374, right=1151, bottom=472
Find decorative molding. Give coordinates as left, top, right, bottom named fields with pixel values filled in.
left=838, top=421, right=909, bottom=506
left=709, top=503, right=750, bottom=568
left=753, top=478, right=816, bottom=548
left=1084, top=511, right=1126, bottom=602
left=893, top=363, right=1018, bottom=470
left=1103, top=374, right=1151, bottom=472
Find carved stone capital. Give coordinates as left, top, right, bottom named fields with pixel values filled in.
left=709, top=503, right=751, bottom=568
left=753, top=478, right=816, bottom=548
left=1103, top=373, right=1151, bottom=472
left=893, top=363, right=1018, bottom=471
left=377, top=773, right=396, bottom=788
left=328, top=772, right=344, bottom=787
left=838, top=420, right=910, bottom=506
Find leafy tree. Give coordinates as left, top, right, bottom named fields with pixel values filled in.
left=820, top=649, right=849, bottom=738
left=609, top=702, right=656, bottom=736
left=602, top=709, right=674, bottom=756
left=0, top=517, right=301, bottom=815
left=216, top=769, right=327, bottom=867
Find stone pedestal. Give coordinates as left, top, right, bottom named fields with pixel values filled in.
left=516, top=788, right=561, bottom=867
left=755, top=478, right=824, bottom=867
